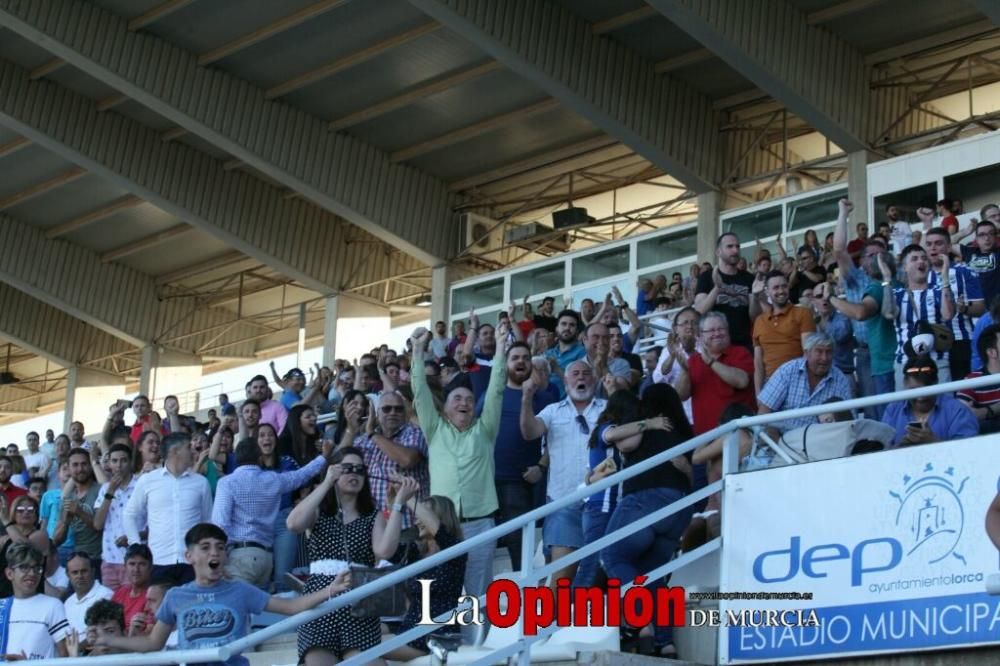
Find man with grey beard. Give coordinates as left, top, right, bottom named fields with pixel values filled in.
left=520, top=360, right=605, bottom=591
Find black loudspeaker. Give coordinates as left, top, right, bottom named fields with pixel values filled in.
left=553, top=206, right=590, bottom=229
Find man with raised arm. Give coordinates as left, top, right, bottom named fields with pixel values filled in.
left=694, top=233, right=757, bottom=349
left=410, top=323, right=509, bottom=606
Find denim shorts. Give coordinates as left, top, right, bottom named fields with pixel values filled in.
left=542, top=498, right=585, bottom=550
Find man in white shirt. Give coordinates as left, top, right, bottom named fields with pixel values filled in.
left=124, top=433, right=212, bottom=585
left=22, top=431, right=50, bottom=479
left=63, top=552, right=113, bottom=633
left=0, top=543, right=70, bottom=659
left=93, top=444, right=138, bottom=591
left=520, top=360, right=606, bottom=590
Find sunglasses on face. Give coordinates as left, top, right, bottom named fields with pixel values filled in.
left=340, top=463, right=366, bottom=476
left=380, top=405, right=405, bottom=414
left=905, top=366, right=935, bottom=375
left=14, top=506, right=36, bottom=513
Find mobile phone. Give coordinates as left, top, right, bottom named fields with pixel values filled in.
left=907, top=421, right=924, bottom=429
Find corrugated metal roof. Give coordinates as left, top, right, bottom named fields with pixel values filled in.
left=61, top=204, right=181, bottom=254
left=408, top=108, right=600, bottom=181
left=0, top=145, right=72, bottom=199
left=118, top=229, right=234, bottom=276
left=141, top=0, right=323, bottom=57
left=5, top=174, right=129, bottom=229
left=349, top=70, right=548, bottom=152
left=0, top=28, right=56, bottom=70
left=218, top=0, right=433, bottom=89
left=823, top=0, right=984, bottom=54
left=281, top=29, right=490, bottom=120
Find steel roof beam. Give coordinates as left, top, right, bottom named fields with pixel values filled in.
left=0, top=214, right=261, bottom=359
left=99, top=224, right=194, bottom=263
left=591, top=6, right=658, bottom=35
left=406, top=0, right=719, bottom=192
left=0, top=167, right=86, bottom=211
left=0, top=0, right=457, bottom=265
left=0, top=276, right=133, bottom=371
left=646, top=0, right=906, bottom=152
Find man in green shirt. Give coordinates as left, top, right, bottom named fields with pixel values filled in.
left=410, top=322, right=510, bottom=607
left=827, top=250, right=898, bottom=419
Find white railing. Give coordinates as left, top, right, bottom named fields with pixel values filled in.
left=29, top=372, right=1000, bottom=666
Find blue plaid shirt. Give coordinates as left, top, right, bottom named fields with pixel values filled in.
left=758, top=357, right=854, bottom=432
left=211, top=455, right=327, bottom=546
left=841, top=265, right=870, bottom=342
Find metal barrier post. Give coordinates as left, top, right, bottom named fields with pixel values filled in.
left=516, top=521, right=537, bottom=666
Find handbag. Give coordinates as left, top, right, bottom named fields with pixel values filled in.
left=340, top=514, right=413, bottom=619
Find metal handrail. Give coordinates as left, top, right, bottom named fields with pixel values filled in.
left=27, top=372, right=1000, bottom=666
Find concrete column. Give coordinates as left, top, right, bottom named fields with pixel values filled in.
left=322, top=295, right=339, bottom=369
left=64, top=367, right=126, bottom=436
left=848, top=150, right=877, bottom=225
left=431, top=265, right=451, bottom=326
left=139, top=347, right=203, bottom=411
left=697, top=191, right=722, bottom=263
left=321, top=295, right=391, bottom=364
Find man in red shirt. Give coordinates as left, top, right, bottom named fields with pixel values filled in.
left=128, top=395, right=166, bottom=445
left=112, top=544, right=153, bottom=634
left=846, top=222, right=869, bottom=266
left=0, top=454, right=27, bottom=507
left=674, top=311, right=755, bottom=435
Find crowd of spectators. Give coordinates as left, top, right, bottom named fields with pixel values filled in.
left=0, top=196, right=997, bottom=662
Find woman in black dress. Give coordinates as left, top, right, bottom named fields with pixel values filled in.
left=381, top=493, right=466, bottom=660
left=286, top=447, right=405, bottom=665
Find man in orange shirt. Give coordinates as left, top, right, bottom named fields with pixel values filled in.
left=752, top=271, right=816, bottom=396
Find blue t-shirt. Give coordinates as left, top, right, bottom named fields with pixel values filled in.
left=280, top=390, right=302, bottom=411
left=585, top=423, right=623, bottom=511
left=476, top=384, right=558, bottom=481
left=157, top=579, right=269, bottom=666
left=39, top=489, right=72, bottom=548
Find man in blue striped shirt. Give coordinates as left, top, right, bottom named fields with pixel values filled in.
left=925, top=226, right=984, bottom=380
left=891, top=245, right=955, bottom=389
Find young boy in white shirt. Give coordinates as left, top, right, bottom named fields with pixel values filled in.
left=0, top=542, right=70, bottom=659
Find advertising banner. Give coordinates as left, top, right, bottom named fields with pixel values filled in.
left=720, top=435, right=1000, bottom=663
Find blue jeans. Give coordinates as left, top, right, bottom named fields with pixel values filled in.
left=601, top=488, right=691, bottom=646
left=855, top=346, right=876, bottom=419
left=575, top=504, right=612, bottom=588
left=272, top=505, right=298, bottom=591
left=871, top=372, right=895, bottom=421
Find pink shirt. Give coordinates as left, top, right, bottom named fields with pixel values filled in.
left=260, top=399, right=288, bottom=435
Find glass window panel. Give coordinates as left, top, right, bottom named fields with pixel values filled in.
left=873, top=183, right=937, bottom=225
left=510, top=263, right=565, bottom=300
left=786, top=188, right=847, bottom=233
left=636, top=228, right=698, bottom=269
left=451, top=278, right=504, bottom=315
left=944, top=164, right=1000, bottom=217
left=722, top=205, right=782, bottom=241
left=572, top=277, right=633, bottom=313
left=572, top=246, right=631, bottom=285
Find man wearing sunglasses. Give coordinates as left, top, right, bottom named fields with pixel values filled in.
left=882, top=356, right=978, bottom=447
left=356, top=391, right=429, bottom=527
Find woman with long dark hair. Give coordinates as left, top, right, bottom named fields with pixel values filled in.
left=600, top=383, right=694, bottom=657
left=279, top=404, right=321, bottom=467
left=287, top=447, right=405, bottom=666
left=575, top=391, right=638, bottom=588
left=257, top=422, right=304, bottom=592
left=334, top=390, right=369, bottom=450
left=132, top=431, right=161, bottom=476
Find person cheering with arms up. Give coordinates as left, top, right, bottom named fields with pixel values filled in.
left=409, top=321, right=509, bottom=619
